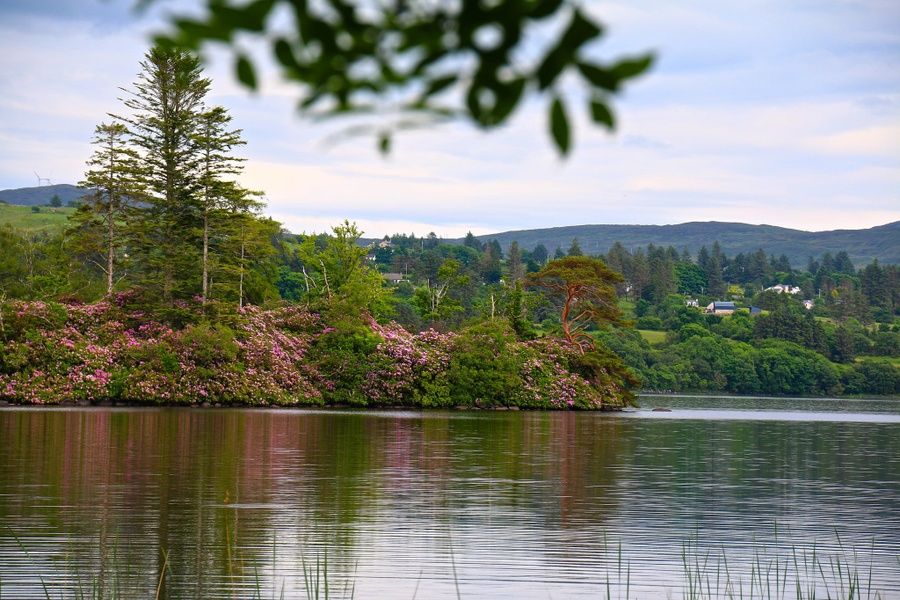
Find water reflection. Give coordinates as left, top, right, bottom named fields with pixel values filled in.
left=0, top=405, right=898, bottom=598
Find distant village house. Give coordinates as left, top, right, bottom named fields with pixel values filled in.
left=382, top=272, right=405, bottom=284
left=765, top=284, right=801, bottom=295
left=705, top=301, right=736, bottom=315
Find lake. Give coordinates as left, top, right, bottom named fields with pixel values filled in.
left=0, top=396, right=898, bottom=599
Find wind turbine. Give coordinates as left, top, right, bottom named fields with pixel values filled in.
left=33, top=171, right=51, bottom=186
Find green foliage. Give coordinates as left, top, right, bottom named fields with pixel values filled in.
left=675, top=262, right=707, bottom=295
left=412, top=258, right=469, bottom=324
left=526, top=255, right=624, bottom=349
left=297, top=221, right=394, bottom=323
left=755, top=340, right=839, bottom=395
left=311, top=325, right=382, bottom=406
left=179, top=322, right=239, bottom=367
left=635, top=315, right=663, bottom=330
left=677, top=323, right=712, bottom=342
left=155, top=0, right=654, bottom=155
left=842, top=359, right=900, bottom=395
left=711, top=312, right=753, bottom=342
left=446, top=320, right=525, bottom=407
left=571, top=345, right=639, bottom=406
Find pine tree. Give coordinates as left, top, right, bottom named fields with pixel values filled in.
left=479, top=241, right=502, bottom=284
left=463, top=231, right=483, bottom=251
left=506, top=241, right=525, bottom=283
left=706, top=242, right=726, bottom=297
left=116, top=46, right=211, bottom=302
left=193, top=106, right=249, bottom=302
left=216, top=205, right=277, bottom=308
left=532, top=244, right=549, bottom=265
left=567, top=238, right=583, bottom=257
left=72, top=122, right=142, bottom=295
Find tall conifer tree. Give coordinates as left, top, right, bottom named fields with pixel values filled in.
left=116, top=46, right=211, bottom=302
left=73, top=122, right=141, bottom=295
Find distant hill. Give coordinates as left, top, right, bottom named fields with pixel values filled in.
left=466, top=221, right=900, bottom=266
left=0, top=184, right=88, bottom=207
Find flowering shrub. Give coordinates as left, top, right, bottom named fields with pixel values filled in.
left=364, top=320, right=456, bottom=406
left=0, top=300, right=631, bottom=409
left=0, top=302, right=322, bottom=406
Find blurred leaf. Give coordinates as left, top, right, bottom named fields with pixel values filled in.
left=550, top=96, right=570, bottom=156
left=589, top=98, right=615, bottom=129
left=576, top=62, right=620, bottom=92
left=378, top=131, right=392, bottom=155
left=491, top=77, right=526, bottom=125
left=235, top=54, right=257, bottom=90
left=423, top=75, right=458, bottom=98
left=273, top=38, right=298, bottom=70
left=154, top=0, right=654, bottom=156
left=527, top=0, right=566, bottom=20
left=536, top=10, right=602, bottom=90
left=609, top=54, right=655, bottom=80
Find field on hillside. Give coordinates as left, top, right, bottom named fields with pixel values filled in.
left=0, top=204, right=73, bottom=232
left=638, top=329, right=667, bottom=345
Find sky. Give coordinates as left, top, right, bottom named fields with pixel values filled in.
left=0, top=0, right=898, bottom=237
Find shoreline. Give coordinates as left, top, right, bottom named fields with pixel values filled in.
left=2, top=391, right=898, bottom=412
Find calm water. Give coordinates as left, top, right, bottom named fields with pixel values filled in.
left=0, top=397, right=898, bottom=599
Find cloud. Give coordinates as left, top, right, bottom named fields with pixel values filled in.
left=0, top=0, right=898, bottom=237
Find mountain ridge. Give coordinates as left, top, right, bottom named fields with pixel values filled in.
left=3, top=184, right=896, bottom=266
left=0, top=184, right=88, bottom=206
left=463, top=220, right=900, bottom=267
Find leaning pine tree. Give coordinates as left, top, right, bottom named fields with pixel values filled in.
left=526, top=256, right=639, bottom=405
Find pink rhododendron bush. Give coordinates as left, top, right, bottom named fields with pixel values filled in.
left=0, top=299, right=633, bottom=409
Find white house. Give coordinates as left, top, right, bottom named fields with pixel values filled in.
left=765, top=284, right=801, bottom=295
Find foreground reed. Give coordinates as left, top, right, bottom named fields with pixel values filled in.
left=0, top=529, right=895, bottom=599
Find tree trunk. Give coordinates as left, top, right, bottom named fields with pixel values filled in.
left=238, top=230, right=245, bottom=310
left=106, top=137, right=115, bottom=296
left=202, top=209, right=208, bottom=302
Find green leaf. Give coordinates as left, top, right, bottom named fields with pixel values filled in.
left=576, top=62, right=620, bottom=92
left=549, top=95, right=570, bottom=156
left=490, top=77, right=526, bottom=125
left=535, top=10, right=602, bottom=90
left=609, top=53, right=655, bottom=81
left=589, top=98, right=615, bottom=130
left=527, top=0, right=566, bottom=20
left=273, top=38, right=297, bottom=70
left=235, top=54, right=258, bottom=90
left=423, top=75, right=458, bottom=98
left=378, top=131, right=392, bottom=155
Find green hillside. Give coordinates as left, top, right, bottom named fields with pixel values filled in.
left=470, top=221, right=900, bottom=266
left=0, top=204, right=74, bottom=233
left=0, top=184, right=88, bottom=207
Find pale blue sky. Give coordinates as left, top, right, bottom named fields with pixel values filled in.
left=0, top=0, right=898, bottom=236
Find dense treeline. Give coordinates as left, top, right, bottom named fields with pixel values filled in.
left=0, top=47, right=897, bottom=403
left=3, top=202, right=898, bottom=400
left=329, top=232, right=899, bottom=396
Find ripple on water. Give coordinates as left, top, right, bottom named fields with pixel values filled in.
left=0, top=400, right=898, bottom=598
